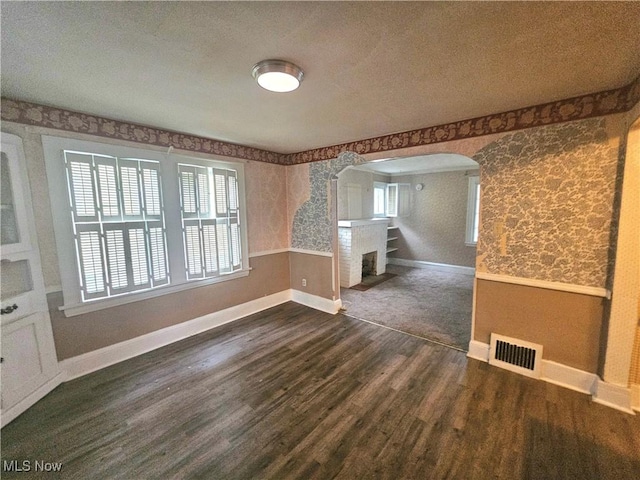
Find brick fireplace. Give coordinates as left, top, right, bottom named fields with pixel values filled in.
left=338, top=219, right=389, bottom=288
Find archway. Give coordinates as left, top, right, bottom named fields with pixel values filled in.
left=333, top=153, right=480, bottom=351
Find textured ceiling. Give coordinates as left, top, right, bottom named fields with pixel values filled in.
left=2, top=1, right=640, bottom=154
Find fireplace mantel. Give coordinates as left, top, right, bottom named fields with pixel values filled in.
left=338, top=218, right=390, bottom=228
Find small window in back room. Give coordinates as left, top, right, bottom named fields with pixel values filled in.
left=373, top=182, right=387, bottom=217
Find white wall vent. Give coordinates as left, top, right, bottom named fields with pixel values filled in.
left=489, top=333, right=543, bottom=379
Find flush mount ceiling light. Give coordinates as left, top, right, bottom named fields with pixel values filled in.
left=252, top=59, right=304, bottom=93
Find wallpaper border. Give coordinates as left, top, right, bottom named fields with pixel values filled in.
left=2, top=75, right=638, bottom=166
left=286, top=75, right=640, bottom=164
left=0, top=99, right=284, bottom=164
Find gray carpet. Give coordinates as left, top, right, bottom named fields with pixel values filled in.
left=340, top=264, right=473, bottom=351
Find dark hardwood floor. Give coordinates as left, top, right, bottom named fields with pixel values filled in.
left=2, top=302, right=639, bottom=479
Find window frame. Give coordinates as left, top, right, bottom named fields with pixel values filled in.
left=42, top=136, right=250, bottom=316
left=373, top=182, right=387, bottom=218
left=465, top=175, right=481, bottom=246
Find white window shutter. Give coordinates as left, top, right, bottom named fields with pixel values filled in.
left=148, top=224, right=169, bottom=285
left=65, top=152, right=99, bottom=222
left=104, top=228, right=128, bottom=291
left=142, top=165, right=162, bottom=218
left=214, top=170, right=228, bottom=216
left=75, top=224, right=106, bottom=299
left=95, top=156, right=121, bottom=219
left=202, top=221, right=218, bottom=274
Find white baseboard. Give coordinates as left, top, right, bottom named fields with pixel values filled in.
left=291, top=289, right=342, bottom=314
left=1, top=373, right=64, bottom=428
left=593, top=380, right=635, bottom=414
left=467, top=340, right=634, bottom=414
left=467, top=340, right=490, bottom=362
left=388, top=258, right=475, bottom=275
left=631, top=384, right=640, bottom=412
left=60, top=288, right=343, bottom=382
left=541, top=360, right=598, bottom=395
left=61, top=290, right=292, bottom=381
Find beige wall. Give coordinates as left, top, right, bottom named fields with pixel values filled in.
left=336, top=168, right=391, bottom=220
left=49, top=252, right=290, bottom=360
left=474, top=279, right=604, bottom=373
left=289, top=251, right=334, bottom=300
left=392, top=170, right=477, bottom=267
left=2, top=121, right=292, bottom=360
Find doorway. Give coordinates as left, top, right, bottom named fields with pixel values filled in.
left=335, top=153, right=479, bottom=351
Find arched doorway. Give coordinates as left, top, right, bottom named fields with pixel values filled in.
left=334, top=153, right=480, bottom=351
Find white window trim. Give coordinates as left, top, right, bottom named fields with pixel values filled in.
left=465, top=175, right=480, bottom=246
left=42, top=136, right=250, bottom=317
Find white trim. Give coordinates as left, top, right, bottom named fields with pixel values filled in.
left=60, top=290, right=291, bottom=380
left=1, top=373, right=64, bottom=428
left=467, top=340, right=635, bottom=414
left=470, top=277, right=478, bottom=343
left=475, top=271, right=609, bottom=298
left=291, top=289, right=342, bottom=314
left=465, top=175, right=480, bottom=245
left=593, top=380, right=635, bottom=414
left=388, top=258, right=475, bottom=275
left=249, top=248, right=289, bottom=258
left=60, top=270, right=251, bottom=317
left=289, top=248, right=333, bottom=258
left=541, top=360, right=598, bottom=395
left=631, top=384, right=640, bottom=412
left=467, top=340, right=490, bottom=362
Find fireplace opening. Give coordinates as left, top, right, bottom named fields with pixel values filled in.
left=362, top=251, right=377, bottom=278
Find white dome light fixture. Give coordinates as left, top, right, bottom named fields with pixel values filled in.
left=252, top=59, right=304, bottom=93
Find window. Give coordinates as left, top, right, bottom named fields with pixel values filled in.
left=373, top=182, right=387, bottom=217
left=373, top=182, right=410, bottom=217
left=178, top=164, right=242, bottom=279
left=466, top=175, right=480, bottom=245
left=64, top=152, right=169, bottom=300
left=43, top=136, right=249, bottom=315
left=386, top=183, right=398, bottom=217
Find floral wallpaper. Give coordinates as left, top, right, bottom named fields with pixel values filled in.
left=290, top=152, right=364, bottom=252
left=244, top=161, right=289, bottom=253
left=474, top=118, right=618, bottom=287
left=289, top=117, right=621, bottom=289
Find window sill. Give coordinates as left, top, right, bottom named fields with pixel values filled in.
left=60, top=268, right=251, bottom=317
left=465, top=242, right=478, bottom=247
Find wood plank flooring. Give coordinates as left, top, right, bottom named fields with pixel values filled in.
left=2, top=302, right=639, bottom=479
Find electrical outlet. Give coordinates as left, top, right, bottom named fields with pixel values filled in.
left=302, top=278, right=307, bottom=287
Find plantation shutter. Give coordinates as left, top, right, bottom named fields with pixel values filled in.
left=64, top=151, right=168, bottom=300
left=179, top=164, right=242, bottom=279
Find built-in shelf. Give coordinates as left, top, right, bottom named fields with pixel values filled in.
left=386, top=226, right=399, bottom=257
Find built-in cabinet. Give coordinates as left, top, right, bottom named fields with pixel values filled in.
left=1, top=133, right=61, bottom=427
